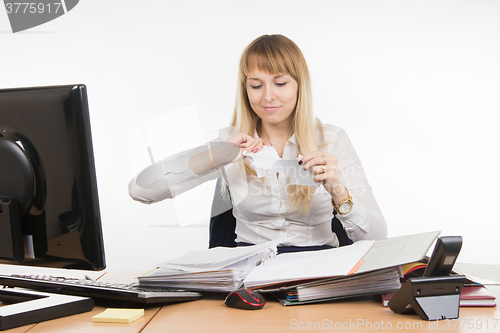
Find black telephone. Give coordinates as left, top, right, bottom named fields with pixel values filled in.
left=388, top=236, right=466, bottom=321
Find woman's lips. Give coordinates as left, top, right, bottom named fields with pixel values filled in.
left=263, top=106, right=280, bottom=112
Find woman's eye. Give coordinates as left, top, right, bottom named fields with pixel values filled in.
left=276, top=82, right=287, bottom=87
left=250, top=85, right=262, bottom=89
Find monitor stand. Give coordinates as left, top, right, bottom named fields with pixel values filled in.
left=0, top=288, right=94, bottom=330
left=0, top=197, right=24, bottom=263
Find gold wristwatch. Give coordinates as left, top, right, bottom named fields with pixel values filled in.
left=332, top=187, right=353, bottom=215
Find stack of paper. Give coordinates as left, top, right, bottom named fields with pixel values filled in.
left=242, top=231, right=441, bottom=305
left=138, top=240, right=281, bottom=292
left=243, top=231, right=440, bottom=290
left=138, top=260, right=259, bottom=291
left=139, top=231, right=440, bottom=303
left=240, top=240, right=401, bottom=305
left=277, top=267, right=402, bottom=305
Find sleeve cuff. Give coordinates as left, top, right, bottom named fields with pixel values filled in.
left=335, top=195, right=368, bottom=239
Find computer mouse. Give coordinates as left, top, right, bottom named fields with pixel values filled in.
left=224, top=288, right=266, bottom=310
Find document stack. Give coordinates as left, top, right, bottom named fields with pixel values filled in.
left=241, top=240, right=401, bottom=305
left=139, top=231, right=441, bottom=305
left=242, top=231, right=441, bottom=305
left=138, top=240, right=280, bottom=292
left=276, top=267, right=402, bottom=305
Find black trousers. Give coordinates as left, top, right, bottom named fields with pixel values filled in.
left=237, top=242, right=334, bottom=255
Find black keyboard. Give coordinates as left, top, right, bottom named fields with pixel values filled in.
left=0, top=274, right=202, bottom=304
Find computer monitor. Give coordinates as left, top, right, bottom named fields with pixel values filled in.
left=0, top=84, right=105, bottom=271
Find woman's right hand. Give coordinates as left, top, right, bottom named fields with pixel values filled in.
left=227, top=133, right=265, bottom=154
left=226, top=133, right=272, bottom=164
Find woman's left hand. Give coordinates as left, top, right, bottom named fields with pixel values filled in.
left=299, top=151, right=348, bottom=202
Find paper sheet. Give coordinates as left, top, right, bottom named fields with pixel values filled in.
left=243, top=146, right=320, bottom=188
left=243, top=240, right=375, bottom=288
left=140, top=239, right=290, bottom=291
left=356, top=231, right=441, bottom=273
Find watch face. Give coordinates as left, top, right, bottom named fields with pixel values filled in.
left=339, top=202, right=352, bottom=214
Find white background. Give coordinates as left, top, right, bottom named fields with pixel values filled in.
left=1, top=0, right=499, bottom=272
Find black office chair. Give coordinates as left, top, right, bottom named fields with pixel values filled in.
left=208, top=178, right=353, bottom=248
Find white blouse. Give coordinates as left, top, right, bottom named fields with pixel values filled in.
left=129, top=123, right=387, bottom=246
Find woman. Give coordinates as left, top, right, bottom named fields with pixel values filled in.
left=129, top=34, right=387, bottom=249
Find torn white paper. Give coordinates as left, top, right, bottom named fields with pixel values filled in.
left=243, top=146, right=320, bottom=188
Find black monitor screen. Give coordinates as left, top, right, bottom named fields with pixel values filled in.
left=0, top=84, right=105, bottom=271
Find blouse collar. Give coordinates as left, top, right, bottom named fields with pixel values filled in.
left=253, top=130, right=298, bottom=147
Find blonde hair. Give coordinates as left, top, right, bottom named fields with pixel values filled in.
left=230, top=34, right=320, bottom=214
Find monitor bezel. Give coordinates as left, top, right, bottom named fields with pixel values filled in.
left=0, top=84, right=106, bottom=271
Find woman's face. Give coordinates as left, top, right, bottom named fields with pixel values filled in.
left=246, top=68, right=298, bottom=128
